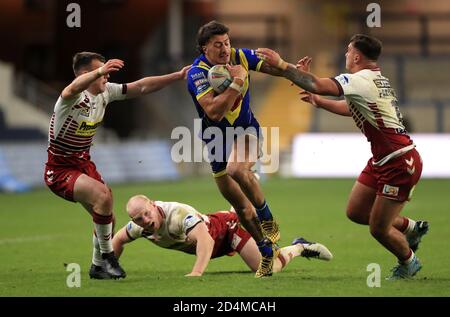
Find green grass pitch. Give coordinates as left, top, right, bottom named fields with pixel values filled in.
left=0, top=178, right=449, bottom=296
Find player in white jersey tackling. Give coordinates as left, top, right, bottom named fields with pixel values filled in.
left=112, top=195, right=332, bottom=277
left=44, top=52, right=190, bottom=279
left=256, top=35, right=428, bottom=279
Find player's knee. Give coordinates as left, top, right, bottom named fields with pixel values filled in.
left=232, top=204, right=253, bottom=220
left=242, top=205, right=256, bottom=222
left=226, top=163, right=245, bottom=182
left=94, top=186, right=113, bottom=212
left=346, top=209, right=367, bottom=224
left=369, top=223, right=388, bottom=239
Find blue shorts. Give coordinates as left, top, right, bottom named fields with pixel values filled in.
left=202, top=121, right=263, bottom=177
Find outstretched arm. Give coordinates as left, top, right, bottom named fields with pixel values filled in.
left=291, top=56, right=350, bottom=116
left=112, top=226, right=134, bottom=258
left=256, top=48, right=341, bottom=96
left=125, top=65, right=191, bottom=99
left=61, top=59, right=124, bottom=99
left=300, top=91, right=351, bottom=116
left=185, top=222, right=215, bottom=277
left=258, top=61, right=285, bottom=77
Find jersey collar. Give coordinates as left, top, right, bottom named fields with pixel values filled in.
left=199, top=54, right=213, bottom=67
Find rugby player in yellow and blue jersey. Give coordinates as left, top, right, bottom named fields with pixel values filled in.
left=187, top=21, right=286, bottom=278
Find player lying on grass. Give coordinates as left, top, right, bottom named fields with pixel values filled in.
left=110, top=194, right=332, bottom=277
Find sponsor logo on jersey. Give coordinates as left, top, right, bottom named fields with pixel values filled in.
left=405, top=156, right=415, bottom=175
left=184, top=215, right=200, bottom=229
left=194, top=78, right=208, bottom=87
left=373, top=78, right=391, bottom=88
left=46, top=169, right=54, bottom=183
left=75, top=121, right=101, bottom=136
left=231, top=233, right=242, bottom=250
left=336, top=75, right=349, bottom=85
left=80, top=107, right=90, bottom=117
left=72, top=101, right=91, bottom=117
left=196, top=82, right=210, bottom=95
left=191, top=72, right=206, bottom=80
left=382, top=184, right=399, bottom=197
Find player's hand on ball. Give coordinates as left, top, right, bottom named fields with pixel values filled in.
left=256, top=48, right=288, bottom=70
left=98, top=59, right=124, bottom=76
left=226, top=64, right=247, bottom=81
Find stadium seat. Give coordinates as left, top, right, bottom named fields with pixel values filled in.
left=0, top=108, right=46, bottom=141
left=0, top=148, right=30, bottom=193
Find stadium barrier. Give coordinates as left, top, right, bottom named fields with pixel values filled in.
left=291, top=133, right=450, bottom=178
left=0, top=140, right=179, bottom=191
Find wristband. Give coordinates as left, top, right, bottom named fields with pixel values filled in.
left=97, top=67, right=104, bottom=76
left=277, top=59, right=288, bottom=70
left=229, top=82, right=242, bottom=94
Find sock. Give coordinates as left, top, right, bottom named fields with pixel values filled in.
left=400, top=249, right=414, bottom=264
left=91, top=233, right=103, bottom=266
left=273, top=245, right=303, bottom=272
left=92, top=212, right=113, bottom=254
left=111, top=214, right=116, bottom=238
left=255, top=200, right=273, bottom=222
left=256, top=238, right=273, bottom=257
left=400, top=217, right=416, bottom=234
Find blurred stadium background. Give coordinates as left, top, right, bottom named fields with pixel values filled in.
left=1, top=0, right=450, bottom=296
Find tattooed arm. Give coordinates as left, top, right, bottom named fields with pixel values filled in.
left=256, top=48, right=341, bottom=96
left=258, top=61, right=285, bottom=77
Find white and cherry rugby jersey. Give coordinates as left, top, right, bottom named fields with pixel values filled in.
left=125, top=201, right=206, bottom=254
left=48, top=83, right=127, bottom=159
left=333, top=69, right=414, bottom=165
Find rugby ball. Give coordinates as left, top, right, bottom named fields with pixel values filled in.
left=208, top=65, right=232, bottom=94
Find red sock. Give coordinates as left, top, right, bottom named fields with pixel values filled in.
left=398, top=217, right=409, bottom=233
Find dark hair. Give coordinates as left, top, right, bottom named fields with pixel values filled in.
left=72, top=51, right=106, bottom=75
left=196, top=20, right=229, bottom=54
left=350, top=34, right=382, bottom=61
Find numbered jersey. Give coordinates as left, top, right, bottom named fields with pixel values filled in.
left=333, top=68, right=413, bottom=161
left=47, top=83, right=127, bottom=159
left=125, top=201, right=205, bottom=254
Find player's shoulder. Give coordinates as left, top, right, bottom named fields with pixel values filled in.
left=103, top=82, right=127, bottom=101
left=335, top=71, right=370, bottom=86
left=163, top=201, right=201, bottom=222
left=187, top=58, right=209, bottom=80
left=56, top=91, right=84, bottom=109
left=187, top=66, right=210, bottom=94
left=160, top=201, right=197, bottom=213
left=231, top=47, right=256, bottom=59
left=187, top=66, right=208, bottom=80
left=104, top=82, right=123, bottom=92
left=354, top=69, right=378, bottom=79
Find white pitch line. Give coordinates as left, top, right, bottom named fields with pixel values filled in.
left=0, top=234, right=62, bottom=245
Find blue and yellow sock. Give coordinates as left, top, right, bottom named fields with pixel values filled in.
left=255, top=200, right=273, bottom=222
left=256, top=238, right=273, bottom=257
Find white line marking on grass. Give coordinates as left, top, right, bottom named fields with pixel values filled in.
left=0, top=234, right=62, bottom=245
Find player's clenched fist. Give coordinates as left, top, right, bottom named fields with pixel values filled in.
left=226, top=64, right=247, bottom=81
